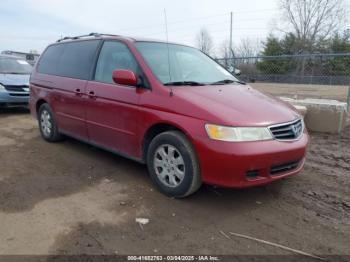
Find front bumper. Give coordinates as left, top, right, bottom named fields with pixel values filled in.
left=193, top=131, right=309, bottom=188
left=0, top=91, right=29, bottom=107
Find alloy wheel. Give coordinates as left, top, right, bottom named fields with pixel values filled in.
left=40, top=110, right=52, bottom=137
left=153, top=144, right=185, bottom=187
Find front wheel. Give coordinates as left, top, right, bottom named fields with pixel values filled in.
left=147, top=131, right=201, bottom=198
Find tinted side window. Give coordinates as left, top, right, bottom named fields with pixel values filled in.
left=37, top=40, right=100, bottom=80
left=95, top=41, right=138, bottom=84
left=58, top=40, right=100, bottom=79
left=37, top=44, right=65, bottom=75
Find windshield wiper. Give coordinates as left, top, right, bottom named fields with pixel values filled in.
left=163, top=81, right=205, bottom=86
left=210, top=79, right=246, bottom=85
left=1, top=72, right=27, bottom=75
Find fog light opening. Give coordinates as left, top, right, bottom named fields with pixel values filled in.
left=246, top=170, right=259, bottom=180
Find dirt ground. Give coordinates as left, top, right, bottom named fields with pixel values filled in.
left=251, top=83, right=349, bottom=102
left=0, top=87, right=349, bottom=257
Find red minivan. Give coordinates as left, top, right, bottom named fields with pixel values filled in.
left=30, top=33, right=308, bottom=198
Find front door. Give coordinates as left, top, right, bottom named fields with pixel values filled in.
left=85, top=41, right=142, bottom=158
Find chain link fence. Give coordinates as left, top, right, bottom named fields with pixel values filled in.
left=217, top=53, right=350, bottom=86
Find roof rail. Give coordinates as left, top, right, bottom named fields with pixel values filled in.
left=56, top=33, right=120, bottom=42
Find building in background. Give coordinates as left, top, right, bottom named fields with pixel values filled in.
left=1, top=50, right=40, bottom=65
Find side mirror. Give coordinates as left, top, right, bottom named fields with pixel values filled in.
left=112, top=69, right=138, bottom=86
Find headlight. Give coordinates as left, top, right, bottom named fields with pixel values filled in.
left=205, top=124, right=273, bottom=142
left=0, top=84, right=5, bottom=90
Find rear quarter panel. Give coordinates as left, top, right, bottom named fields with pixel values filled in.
left=29, top=73, right=55, bottom=118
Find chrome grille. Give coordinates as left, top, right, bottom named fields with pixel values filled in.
left=9, top=93, right=29, bottom=97
left=269, top=119, right=303, bottom=140
left=4, top=85, right=29, bottom=92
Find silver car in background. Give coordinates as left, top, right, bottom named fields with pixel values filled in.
left=0, top=55, right=32, bottom=107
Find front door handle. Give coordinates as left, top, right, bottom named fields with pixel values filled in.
left=88, top=90, right=96, bottom=99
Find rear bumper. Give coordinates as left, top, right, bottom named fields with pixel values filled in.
left=193, top=131, right=309, bottom=188
left=0, top=91, right=29, bottom=106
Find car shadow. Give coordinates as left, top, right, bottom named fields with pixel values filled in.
left=0, top=134, right=147, bottom=213
left=0, top=106, right=30, bottom=116
left=0, top=126, right=302, bottom=255
left=0, top=130, right=290, bottom=216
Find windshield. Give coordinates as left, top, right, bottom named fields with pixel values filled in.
left=134, top=42, right=238, bottom=85
left=0, top=57, right=32, bottom=74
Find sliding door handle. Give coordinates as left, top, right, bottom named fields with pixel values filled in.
left=74, top=88, right=83, bottom=96
left=88, top=90, right=96, bottom=99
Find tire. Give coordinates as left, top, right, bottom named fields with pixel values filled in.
left=38, top=103, right=63, bottom=142
left=147, top=131, right=202, bottom=198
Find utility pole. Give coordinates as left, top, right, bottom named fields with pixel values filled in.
left=229, top=11, right=233, bottom=58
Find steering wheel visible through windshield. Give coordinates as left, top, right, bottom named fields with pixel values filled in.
left=134, top=42, right=238, bottom=85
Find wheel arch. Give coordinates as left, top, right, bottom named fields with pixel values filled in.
left=142, top=121, right=193, bottom=162
left=35, top=99, right=48, bottom=116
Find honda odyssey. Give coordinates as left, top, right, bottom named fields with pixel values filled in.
left=29, top=33, right=308, bottom=198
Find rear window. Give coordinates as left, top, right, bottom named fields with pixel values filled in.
left=37, top=40, right=100, bottom=80
left=37, top=44, right=65, bottom=75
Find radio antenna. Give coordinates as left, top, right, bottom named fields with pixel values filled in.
left=163, top=8, right=173, bottom=93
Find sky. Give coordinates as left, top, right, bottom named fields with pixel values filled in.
left=0, top=0, right=349, bottom=55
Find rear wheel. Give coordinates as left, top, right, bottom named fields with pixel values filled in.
left=38, top=103, right=63, bottom=142
left=147, top=131, right=201, bottom=198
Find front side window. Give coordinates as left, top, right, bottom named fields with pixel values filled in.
left=0, top=57, right=32, bottom=74
left=135, top=42, right=238, bottom=85
left=95, top=41, right=138, bottom=84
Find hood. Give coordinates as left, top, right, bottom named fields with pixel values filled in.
left=0, top=73, right=30, bottom=86
left=171, top=84, right=300, bottom=127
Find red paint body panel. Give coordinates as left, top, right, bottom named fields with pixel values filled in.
left=85, top=81, right=141, bottom=157
left=30, top=74, right=89, bottom=140
left=192, top=132, right=308, bottom=187
left=30, top=36, right=309, bottom=188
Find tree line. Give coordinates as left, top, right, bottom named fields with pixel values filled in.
left=195, top=0, right=349, bottom=77
left=258, top=30, right=350, bottom=76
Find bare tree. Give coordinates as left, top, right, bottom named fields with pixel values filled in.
left=219, top=40, right=232, bottom=67
left=195, top=28, right=214, bottom=55
left=235, top=38, right=261, bottom=57
left=279, top=0, right=347, bottom=50
left=218, top=38, right=261, bottom=72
